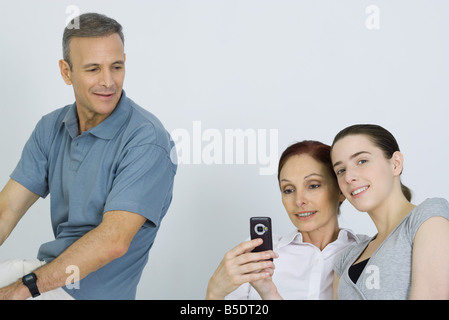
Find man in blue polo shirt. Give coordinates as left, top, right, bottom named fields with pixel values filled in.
left=0, top=13, right=176, bottom=299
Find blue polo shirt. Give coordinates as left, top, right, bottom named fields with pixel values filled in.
left=10, top=91, right=177, bottom=299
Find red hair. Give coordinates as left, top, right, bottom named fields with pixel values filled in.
left=278, top=140, right=334, bottom=184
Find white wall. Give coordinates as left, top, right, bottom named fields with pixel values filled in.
left=0, top=0, right=448, bottom=299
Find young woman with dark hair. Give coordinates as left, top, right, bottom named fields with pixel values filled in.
left=331, top=124, right=449, bottom=299
left=206, top=140, right=367, bottom=300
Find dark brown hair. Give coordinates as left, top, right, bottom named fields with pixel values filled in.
left=331, top=124, right=412, bottom=201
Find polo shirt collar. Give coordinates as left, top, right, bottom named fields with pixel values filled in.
left=62, top=90, right=130, bottom=140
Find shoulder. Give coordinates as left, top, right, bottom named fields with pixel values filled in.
left=406, top=198, right=449, bottom=235
left=401, top=198, right=449, bottom=245
left=415, top=197, right=449, bottom=213
left=37, top=104, right=72, bottom=130
left=29, top=104, right=73, bottom=148
left=123, top=97, right=174, bottom=153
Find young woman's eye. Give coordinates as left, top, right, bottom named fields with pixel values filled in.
left=357, top=159, right=368, bottom=165
left=336, top=168, right=345, bottom=176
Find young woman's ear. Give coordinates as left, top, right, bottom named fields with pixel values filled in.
left=391, top=151, right=404, bottom=176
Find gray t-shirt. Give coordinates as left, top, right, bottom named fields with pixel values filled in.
left=334, top=198, right=449, bottom=299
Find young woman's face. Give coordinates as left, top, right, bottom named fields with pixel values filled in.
left=331, top=134, right=399, bottom=213
left=279, top=154, right=343, bottom=233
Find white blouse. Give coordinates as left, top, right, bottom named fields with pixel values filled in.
left=225, top=228, right=366, bottom=300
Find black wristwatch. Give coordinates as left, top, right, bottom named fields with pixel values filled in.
left=22, top=273, right=40, bottom=298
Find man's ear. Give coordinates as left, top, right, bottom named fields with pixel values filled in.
left=391, top=151, right=404, bottom=176
left=59, top=59, right=72, bottom=85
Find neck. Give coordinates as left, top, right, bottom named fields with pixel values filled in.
left=368, top=190, right=415, bottom=239
left=76, top=106, right=114, bottom=134
left=300, top=218, right=340, bottom=251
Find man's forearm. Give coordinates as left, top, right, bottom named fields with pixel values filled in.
left=1, top=220, right=125, bottom=299
left=0, top=210, right=145, bottom=300
left=34, top=220, right=127, bottom=295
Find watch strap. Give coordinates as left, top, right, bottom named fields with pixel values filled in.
left=22, top=273, right=41, bottom=298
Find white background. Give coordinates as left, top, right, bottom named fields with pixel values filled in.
left=0, top=0, right=448, bottom=299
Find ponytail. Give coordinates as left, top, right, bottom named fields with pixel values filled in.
left=401, top=182, right=412, bottom=202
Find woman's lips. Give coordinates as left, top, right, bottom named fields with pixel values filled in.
left=350, top=185, right=370, bottom=198
left=295, top=210, right=317, bottom=220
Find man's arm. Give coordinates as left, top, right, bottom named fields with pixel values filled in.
left=0, top=210, right=146, bottom=299
left=0, top=179, right=40, bottom=246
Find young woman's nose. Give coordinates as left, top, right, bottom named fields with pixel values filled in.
left=344, top=167, right=358, bottom=184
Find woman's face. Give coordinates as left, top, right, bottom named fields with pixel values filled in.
left=279, top=154, right=343, bottom=233
left=331, top=134, right=401, bottom=213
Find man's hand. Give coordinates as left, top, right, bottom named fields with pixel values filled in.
left=0, top=280, right=30, bottom=300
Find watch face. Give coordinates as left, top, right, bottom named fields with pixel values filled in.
left=24, top=274, right=36, bottom=282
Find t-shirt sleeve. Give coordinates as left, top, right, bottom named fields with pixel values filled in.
left=333, top=246, right=349, bottom=277
left=10, top=117, right=50, bottom=198
left=407, top=198, right=449, bottom=243
left=103, top=142, right=176, bottom=228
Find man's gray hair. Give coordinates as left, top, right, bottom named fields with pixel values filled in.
left=63, top=13, right=124, bottom=70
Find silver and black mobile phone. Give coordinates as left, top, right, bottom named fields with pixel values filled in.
left=250, top=217, right=273, bottom=259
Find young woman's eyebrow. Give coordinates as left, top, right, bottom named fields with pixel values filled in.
left=333, top=151, right=371, bottom=168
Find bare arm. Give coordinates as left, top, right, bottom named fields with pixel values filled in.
left=0, top=179, right=40, bottom=246
left=333, top=272, right=340, bottom=300
left=0, top=210, right=146, bottom=299
left=409, top=216, right=449, bottom=299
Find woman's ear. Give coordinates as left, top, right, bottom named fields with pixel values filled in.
left=391, top=151, right=404, bottom=176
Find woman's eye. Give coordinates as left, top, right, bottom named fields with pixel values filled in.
left=309, top=184, right=320, bottom=189
left=357, top=159, right=368, bottom=165
left=336, top=168, right=345, bottom=176
left=282, top=188, right=294, bottom=195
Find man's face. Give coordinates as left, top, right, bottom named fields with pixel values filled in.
left=60, top=33, right=125, bottom=128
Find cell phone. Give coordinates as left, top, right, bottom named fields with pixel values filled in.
left=250, top=217, right=273, bottom=259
